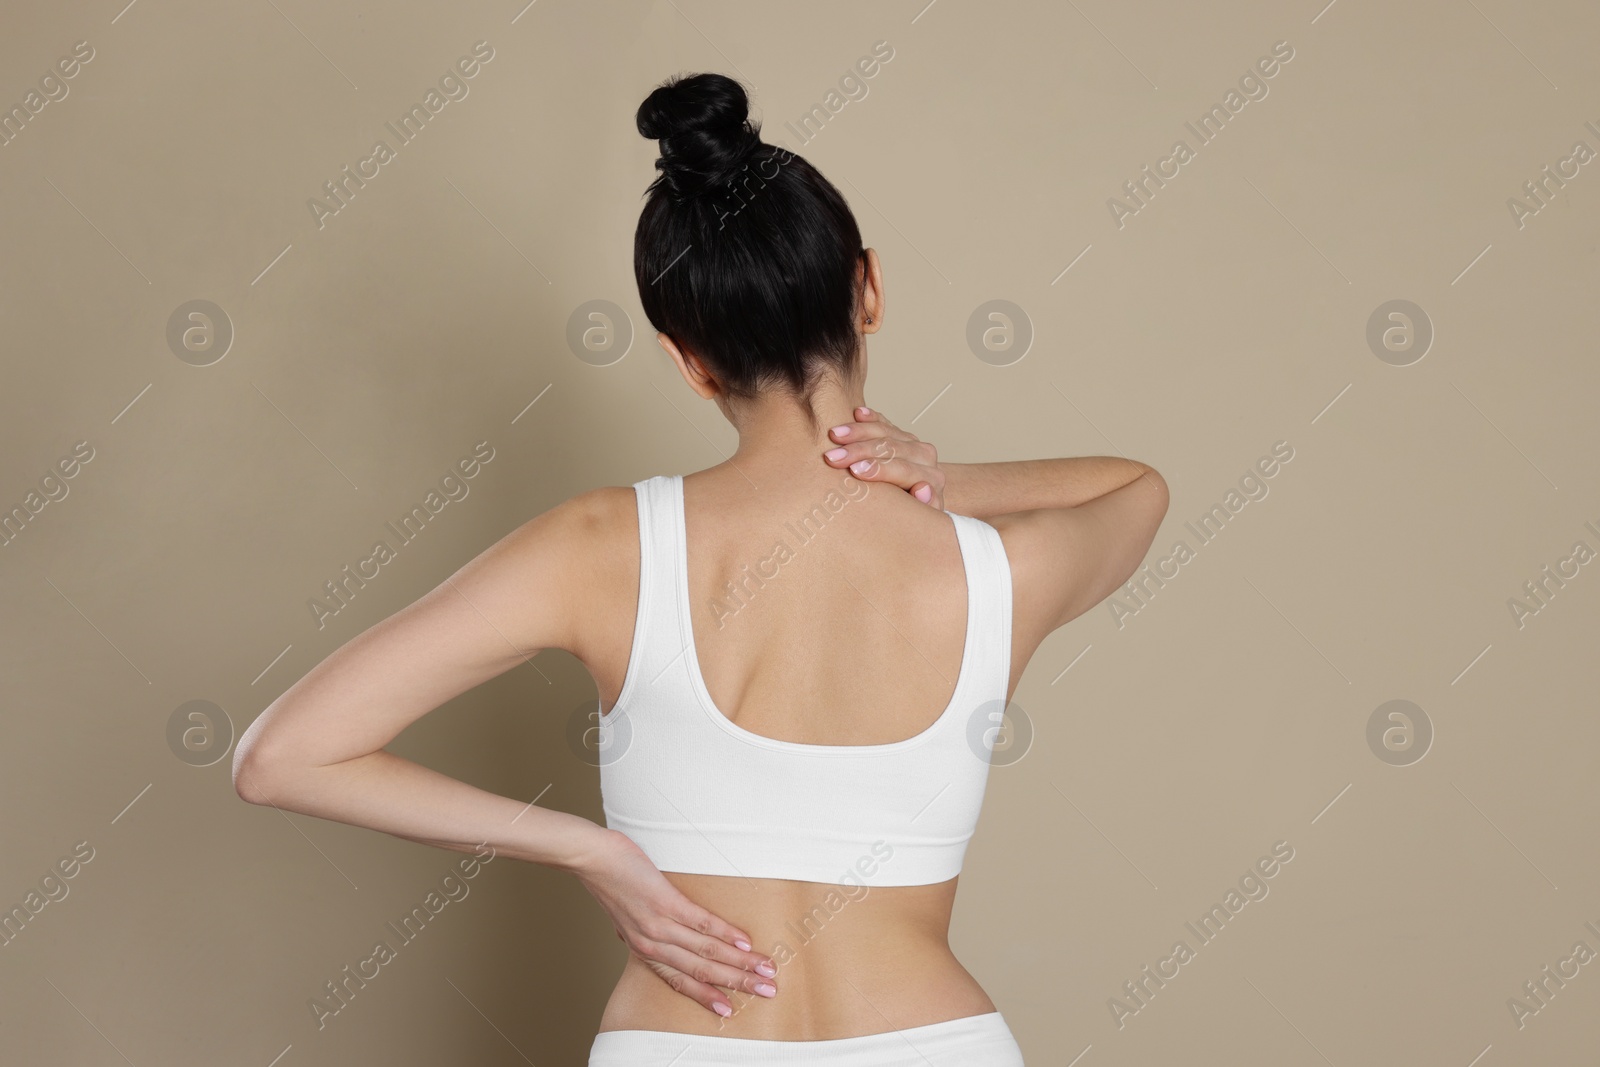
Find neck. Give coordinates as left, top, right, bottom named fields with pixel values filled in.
left=723, top=374, right=867, bottom=488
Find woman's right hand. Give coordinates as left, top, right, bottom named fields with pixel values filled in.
left=822, top=406, right=947, bottom=509
left=572, top=828, right=779, bottom=1018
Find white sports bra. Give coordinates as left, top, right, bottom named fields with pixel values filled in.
left=596, top=474, right=1014, bottom=887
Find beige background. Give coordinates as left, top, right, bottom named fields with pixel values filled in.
left=2, top=0, right=1597, bottom=1063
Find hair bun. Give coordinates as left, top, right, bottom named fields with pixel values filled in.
left=637, top=72, right=762, bottom=200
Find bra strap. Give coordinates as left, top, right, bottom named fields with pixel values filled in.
left=614, top=475, right=684, bottom=708
left=949, top=513, right=1015, bottom=702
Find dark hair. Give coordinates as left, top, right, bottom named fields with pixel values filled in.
left=634, top=72, right=866, bottom=423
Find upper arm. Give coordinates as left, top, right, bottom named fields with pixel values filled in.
left=232, top=485, right=633, bottom=792
left=991, top=467, right=1169, bottom=636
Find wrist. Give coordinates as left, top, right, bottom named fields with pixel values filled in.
left=563, top=823, right=626, bottom=878
left=938, top=462, right=973, bottom=514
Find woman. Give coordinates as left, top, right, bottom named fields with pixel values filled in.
left=232, top=72, right=1168, bottom=1065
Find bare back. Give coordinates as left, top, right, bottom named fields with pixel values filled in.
left=574, top=464, right=1052, bottom=1040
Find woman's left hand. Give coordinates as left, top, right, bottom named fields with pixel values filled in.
left=821, top=407, right=946, bottom=509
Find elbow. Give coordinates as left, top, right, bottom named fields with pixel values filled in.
left=231, top=729, right=290, bottom=807
left=1133, top=466, right=1170, bottom=564
left=231, top=750, right=275, bottom=807
left=1138, top=465, right=1170, bottom=519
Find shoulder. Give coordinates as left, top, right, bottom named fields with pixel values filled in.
left=444, top=484, right=639, bottom=656
left=543, top=484, right=639, bottom=538
left=538, top=482, right=642, bottom=618
left=505, top=485, right=639, bottom=592
left=506, top=483, right=637, bottom=547
left=555, top=485, right=642, bottom=592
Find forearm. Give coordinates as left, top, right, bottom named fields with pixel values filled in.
left=941, top=456, right=1158, bottom=519
left=235, top=748, right=613, bottom=874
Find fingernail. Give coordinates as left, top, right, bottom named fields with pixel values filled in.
left=754, top=982, right=776, bottom=998
left=850, top=460, right=872, bottom=473
left=734, top=939, right=751, bottom=951
left=825, top=447, right=848, bottom=461
left=756, top=961, right=776, bottom=978
left=713, top=1002, right=733, bottom=1017
left=831, top=425, right=850, bottom=437
left=915, top=485, right=931, bottom=502
left=857, top=407, right=871, bottom=416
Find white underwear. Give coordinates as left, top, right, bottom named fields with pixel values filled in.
left=587, top=1010, right=1025, bottom=1066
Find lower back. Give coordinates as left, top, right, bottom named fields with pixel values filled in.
left=595, top=872, right=996, bottom=1039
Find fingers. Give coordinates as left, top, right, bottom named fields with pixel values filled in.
left=632, top=928, right=778, bottom=1020
left=673, top=907, right=778, bottom=984
left=835, top=452, right=921, bottom=489
left=821, top=439, right=894, bottom=474
left=640, top=955, right=738, bottom=1018
left=824, top=445, right=936, bottom=496
left=676, top=901, right=756, bottom=959
left=851, top=407, right=914, bottom=445
left=652, top=937, right=779, bottom=1002
left=634, top=900, right=778, bottom=1017
left=821, top=407, right=943, bottom=507
left=823, top=429, right=927, bottom=474
left=828, top=409, right=927, bottom=464
left=852, top=405, right=891, bottom=430
left=827, top=415, right=905, bottom=454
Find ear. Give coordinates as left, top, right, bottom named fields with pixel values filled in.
left=859, top=247, right=885, bottom=334
left=657, top=333, right=720, bottom=400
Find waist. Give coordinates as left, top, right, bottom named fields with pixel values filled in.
left=589, top=1011, right=1023, bottom=1066
left=597, top=873, right=995, bottom=1041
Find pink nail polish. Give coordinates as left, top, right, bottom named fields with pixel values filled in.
left=850, top=460, right=871, bottom=473
left=713, top=1002, right=733, bottom=1017
left=734, top=939, right=751, bottom=951
left=825, top=447, right=847, bottom=461
left=756, top=962, right=776, bottom=977
left=831, top=425, right=850, bottom=437
left=754, top=982, right=776, bottom=998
